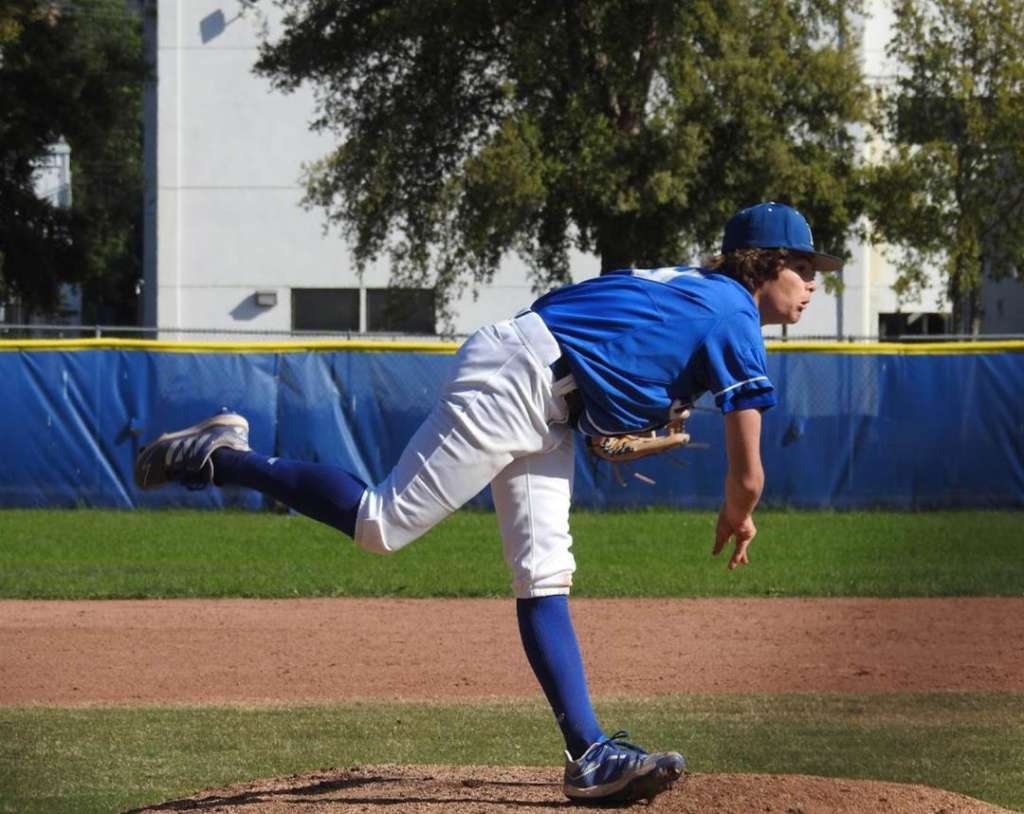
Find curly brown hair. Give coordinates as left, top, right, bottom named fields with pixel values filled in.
left=703, top=248, right=793, bottom=294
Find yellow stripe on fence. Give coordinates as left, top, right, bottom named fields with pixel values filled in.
left=0, top=337, right=462, bottom=354
left=765, top=340, right=1024, bottom=354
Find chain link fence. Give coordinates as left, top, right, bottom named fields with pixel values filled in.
left=3, top=322, right=1024, bottom=344
left=0, top=323, right=465, bottom=343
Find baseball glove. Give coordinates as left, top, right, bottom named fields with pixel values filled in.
left=587, top=412, right=692, bottom=463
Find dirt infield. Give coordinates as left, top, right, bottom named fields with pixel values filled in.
left=3, top=597, right=1022, bottom=812
left=3, top=597, right=1023, bottom=704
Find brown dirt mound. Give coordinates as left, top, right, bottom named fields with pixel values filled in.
left=125, top=765, right=1013, bottom=813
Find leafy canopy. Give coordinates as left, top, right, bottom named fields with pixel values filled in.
left=0, top=0, right=147, bottom=320
left=255, top=1, right=869, bottom=319
left=867, top=0, right=1024, bottom=332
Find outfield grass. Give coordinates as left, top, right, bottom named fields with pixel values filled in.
left=1, top=693, right=1021, bottom=814
left=0, top=508, right=1020, bottom=598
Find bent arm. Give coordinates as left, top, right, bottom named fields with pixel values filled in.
left=713, top=408, right=764, bottom=569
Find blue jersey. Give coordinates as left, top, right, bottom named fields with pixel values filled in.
left=531, top=267, right=776, bottom=435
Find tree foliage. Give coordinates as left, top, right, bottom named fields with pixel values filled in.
left=867, top=0, right=1024, bottom=334
left=0, top=0, right=148, bottom=320
left=254, top=0, right=869, bottom=318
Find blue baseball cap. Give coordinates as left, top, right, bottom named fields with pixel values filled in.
left=721, top=202, right=843, bottom=271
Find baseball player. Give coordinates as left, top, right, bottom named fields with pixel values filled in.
left=136, top=202, right=839, bottom=805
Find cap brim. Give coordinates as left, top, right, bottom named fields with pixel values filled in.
left=811, top=252, right=843, bottom=272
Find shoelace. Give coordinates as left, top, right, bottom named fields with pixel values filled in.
left=589, top=731, right=648, bottom=759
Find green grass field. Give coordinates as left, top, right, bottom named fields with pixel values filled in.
left=0, top=508, right=1021, bottom=598
left=1, top=508, right=1022, bottom=813
left=2, top=694, right=1022, bottom=814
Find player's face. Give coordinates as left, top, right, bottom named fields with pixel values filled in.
left=756, top=255, right=817, bottom=325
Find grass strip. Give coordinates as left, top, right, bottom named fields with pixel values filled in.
left=0, top=509, right=1021, bottom=599
left=0, top=693, right=1021, bottom=814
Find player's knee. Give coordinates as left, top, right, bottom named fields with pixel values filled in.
left=354, top=487, right=446, bottom=555
left=353, top=527, right=403, bottom=556
left=512, top=570, right=574, bottom=599
left=353, top=516, right=397, bottom=555
left=353, top=498, right=430, bottom=555
left=354, top=538, right=396, bottom=556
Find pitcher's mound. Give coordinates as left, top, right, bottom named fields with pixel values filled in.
left=127, top=764, right=1013, bottom=813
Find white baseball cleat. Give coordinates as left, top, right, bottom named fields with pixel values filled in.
left=134, top=412, right=250, bottom=491
left=563, top=731, right=685, bottom=805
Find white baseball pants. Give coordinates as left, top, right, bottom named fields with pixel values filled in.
left=354, top=311, right=578, bottom=598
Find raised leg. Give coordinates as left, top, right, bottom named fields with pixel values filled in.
left=211, top=448, right=366, bottom=537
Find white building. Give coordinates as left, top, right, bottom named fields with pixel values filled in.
left=143, top=0, right=957, bottom=340
left=32, top=138, right=72, bottom=209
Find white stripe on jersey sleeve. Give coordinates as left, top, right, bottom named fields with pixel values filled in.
left=713, top=375, right=770, bottom=397
left=629, top=267, right=703, bottom=284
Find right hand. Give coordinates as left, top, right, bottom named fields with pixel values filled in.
left=712, top=506, right=757, bottom=570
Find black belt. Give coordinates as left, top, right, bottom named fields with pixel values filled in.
left=563, top=388, right=583, bottom=429
left=547, top=353, right=581, bottom=428
left=550, top=354, right=572, bottom=381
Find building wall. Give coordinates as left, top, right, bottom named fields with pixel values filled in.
left=145, top=0, right=601, bottom=338
left=146, top=0, right=962, bottom=340
left=982, top=276, right=1024, bottom=335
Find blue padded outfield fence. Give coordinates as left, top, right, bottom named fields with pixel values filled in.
left=1, top=337, right=1022, bottom=510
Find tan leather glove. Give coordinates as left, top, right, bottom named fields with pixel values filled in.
left=586, top=412, right=692, bottom=463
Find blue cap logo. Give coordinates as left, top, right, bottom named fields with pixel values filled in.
left=721, top=202, right=842, bottom=271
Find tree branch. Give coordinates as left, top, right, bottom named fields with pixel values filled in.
left=562, top=0, right=618, bottom=122
left=626, top=12, right=661, bottom=133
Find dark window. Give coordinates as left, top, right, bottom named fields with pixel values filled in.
left=878, top=312, right=950, bottom=340
left=896, top=96, right=966, bottom=143
left=291, top=288, right=360, bottom=332
left=895, top=95, right=1002, bottom=145
left=366, top=288, right=435, bottom=334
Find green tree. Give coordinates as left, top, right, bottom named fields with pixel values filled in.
left=867, top=0, right=1024, bottom=335
left=0, top=0, right=147, bottom=321
left=254, top=0, right=869, bottom=320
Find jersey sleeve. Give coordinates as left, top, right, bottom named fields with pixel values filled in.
left=700, top=309, right=776, bottom=414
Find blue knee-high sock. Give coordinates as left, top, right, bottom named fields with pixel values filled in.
left=517, top=595, right=604, bottom=759
left=211, top=448, right=366, bottom=538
